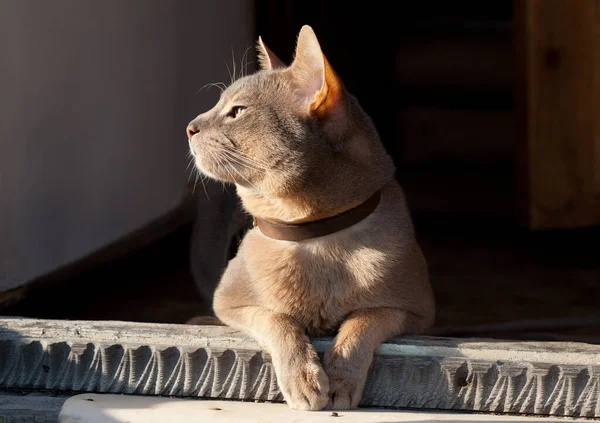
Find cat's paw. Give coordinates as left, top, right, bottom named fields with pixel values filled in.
left=275, top=348, right=329, bottom=411
left=323, top=348, right=370, bottom=410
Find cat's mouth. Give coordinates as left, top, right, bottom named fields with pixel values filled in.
left=192, top=145, right=231, bottom=183
left=191, top=139, right=261, bottom=188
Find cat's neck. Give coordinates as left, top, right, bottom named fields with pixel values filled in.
left=236, top=181, right=385, bottom=224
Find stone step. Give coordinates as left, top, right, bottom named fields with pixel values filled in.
left=1, top=318, right=600, bottom=418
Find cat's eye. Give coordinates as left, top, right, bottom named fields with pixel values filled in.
left=227, top=106, right=246, bottom=119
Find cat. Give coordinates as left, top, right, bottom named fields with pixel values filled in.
left=186, top=25, right=435, bottom=411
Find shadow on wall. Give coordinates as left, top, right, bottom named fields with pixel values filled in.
left=0, top=0, right=254, bottom=292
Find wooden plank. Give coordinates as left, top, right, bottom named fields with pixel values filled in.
left=515, top=0, right=600, bottom=229
left=2, top=318, right=600, bottom=417
left=398, top=108, right=514, bottom=163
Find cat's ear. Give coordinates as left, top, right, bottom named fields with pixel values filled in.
left=290, top=25, right=344, bottom=116
left=257, top=37, right=285, bottom=70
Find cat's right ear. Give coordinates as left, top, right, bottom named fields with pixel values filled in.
left=257, top=37, right=285, bottom=70
left=289, top=26, right=345, bottom=119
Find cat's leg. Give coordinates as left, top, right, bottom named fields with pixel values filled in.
left=323, top=308, right=426, bottom=410
left=214, top=272, right=329, bottom=410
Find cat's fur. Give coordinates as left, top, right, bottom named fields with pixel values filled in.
left=186, top=26, right=435, bottom=411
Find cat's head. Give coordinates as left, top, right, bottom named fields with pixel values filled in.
left=187, top=25, right=395, bottom=222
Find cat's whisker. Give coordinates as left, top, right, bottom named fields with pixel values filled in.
left=213, top=149, right=249, bottom=189
left=221, top=150, right=265, bottom=171
left=186, top=154, right=196, bottom=172
left=227, top=147, right=271, bottom=167
left=225, top=158, right=261, bottom=192
left=210, top=149, right=230, bottom=195
left=192, top=168, right=200, bottom=195
left=221, top=158, right=238, bottom=184
left=211, top=151, right=235, bottom=186
left=196, top=81, right=227, bottom=94
left=230, top=48, right=237, bottom=84
left=199, top=171, right=210, bottom=200
left=221, top=153, right=259, bottom=174
left=224, top=59, right=234, bottom=86
left=187, top=170, right=196, bottom=191
left=222, top=152, right=265, bottom=172
left=215, top=149, right=261, bottom=191
left=205, top=148, right=226, bottom=195
left=216, top=151, right=239, bottom=187
left=221, top=177, right=228, bottom=194
left=241, top=61, right=254, bottom=78
left=228, top=150, right=270, bottom=169
left=186, top=153, right=199, bottom=188
left=220, top=135, right=271, bottom=168
left=240, top=45, right=253, bottom=78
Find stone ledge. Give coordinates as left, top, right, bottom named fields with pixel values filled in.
left=1, top=318, right=599, bottom=418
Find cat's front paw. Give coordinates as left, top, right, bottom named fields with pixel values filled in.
left=275, top=348, right=329, bottom=411
left=323, top=348, right=371, bottom=410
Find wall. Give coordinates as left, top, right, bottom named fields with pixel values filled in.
left=0, top=0, right=254, bottom=290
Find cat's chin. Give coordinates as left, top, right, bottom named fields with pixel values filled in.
left=193, top=163, right=229, bottom=184
left=191, top=155, right=228, bottom=183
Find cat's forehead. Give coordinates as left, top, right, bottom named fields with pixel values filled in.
left=222, top=71, right=286, bottom=101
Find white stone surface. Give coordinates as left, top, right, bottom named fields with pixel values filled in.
left=59, top=394, right=590, bottom=423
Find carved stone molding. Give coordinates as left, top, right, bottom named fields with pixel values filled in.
left=1, top=318, right=599, bottom=417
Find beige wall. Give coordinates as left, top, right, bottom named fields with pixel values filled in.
left=0, top=0, right=254, bottom=290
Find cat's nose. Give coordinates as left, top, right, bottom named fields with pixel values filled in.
left=186, top=122, right=200, bottom=139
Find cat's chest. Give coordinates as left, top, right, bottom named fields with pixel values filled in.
left=242, top=232, right=388, bottom=334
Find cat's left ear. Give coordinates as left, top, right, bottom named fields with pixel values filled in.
left=290, top=25, right=345, bottom=117
left=257, top=37, right=285, bottom=70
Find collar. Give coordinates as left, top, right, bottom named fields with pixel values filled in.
left=252, top=191, right=381, bottom=242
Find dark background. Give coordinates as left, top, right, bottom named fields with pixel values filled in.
left=256, top=1, right=515, bottom=217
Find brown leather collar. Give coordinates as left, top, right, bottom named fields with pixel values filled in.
left=253, top=191, right=381, bottom=242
